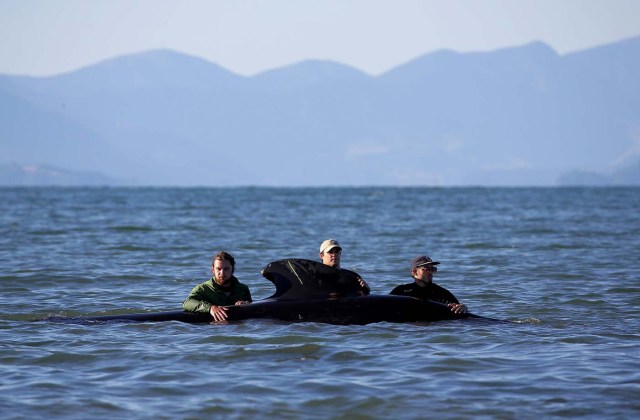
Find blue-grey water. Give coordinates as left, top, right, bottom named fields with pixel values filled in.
left=1, top=187, right=639, bottom=419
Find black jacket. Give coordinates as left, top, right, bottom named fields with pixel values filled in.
left=389, top=281, right=460, bottom=305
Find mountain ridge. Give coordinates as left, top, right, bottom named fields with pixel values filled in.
left=2, top=37, right=639, bottom=186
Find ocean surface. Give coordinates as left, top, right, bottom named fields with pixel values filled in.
left=1, top=186, right=639, bottom=419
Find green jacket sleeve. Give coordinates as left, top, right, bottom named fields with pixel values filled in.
left=182, top=278, right=253, bottom=313
left=182, top=283, right=215, bottom=313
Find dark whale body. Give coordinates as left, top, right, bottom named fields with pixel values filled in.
left=45, top=259, right=496, bottom=325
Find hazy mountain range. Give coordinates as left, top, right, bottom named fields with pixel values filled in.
left=1, top=36, right=640, bottom=186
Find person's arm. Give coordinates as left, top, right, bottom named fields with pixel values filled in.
left=357, top=276, right=370, bottom=295
left=389, top=285, right=404, bottom=296
left=341, top=269, right=370, bottom=296
left=183, top=282, right=234, bottom=321
left=434, top=284, right=468, bottom=314
left=182, top=293, right=229, bottom=321
left=182, top=282, right=226, bottom=313
left=232, top=283, right=252, bottom=305
left=182, top=285, right=212, bottom=313
left=209, top=305, right=229, bottom=321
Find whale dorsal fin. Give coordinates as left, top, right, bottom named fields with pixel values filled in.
left=261, top=259, right=363, bottom=300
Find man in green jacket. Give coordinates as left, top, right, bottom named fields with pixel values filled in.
left=183, top=251, right=252, bottom=321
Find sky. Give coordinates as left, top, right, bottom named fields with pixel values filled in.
left=1, top=0, right=640, bottom=77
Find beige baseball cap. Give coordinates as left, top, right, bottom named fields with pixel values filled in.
left=320, top=239, right=342, bottom=254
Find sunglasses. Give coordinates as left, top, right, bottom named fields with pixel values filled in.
left=419, top=265, right=437, bottom=272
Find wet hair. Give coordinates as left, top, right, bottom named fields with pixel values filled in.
left=212, top=251, right=236, bottom=273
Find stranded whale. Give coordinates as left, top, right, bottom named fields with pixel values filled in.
left=45, top=259, right=498, bottom=325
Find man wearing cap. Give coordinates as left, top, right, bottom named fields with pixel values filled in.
left=319, top=239, right=370, bottom=295
left=390, top=255, right=467, bottom=314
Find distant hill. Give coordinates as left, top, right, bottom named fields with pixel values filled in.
left=558, top=158, right=640, bottom=186
left=0, top=163, right=123, bottom=186
left=1, top=38, right=639, bottom=186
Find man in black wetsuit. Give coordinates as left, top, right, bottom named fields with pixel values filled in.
left=390, top=255, right=467, bottom=314
left=319, top=239, right=370, bottom=296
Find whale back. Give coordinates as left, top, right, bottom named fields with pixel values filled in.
left=261, top=259, right=363, bottom=300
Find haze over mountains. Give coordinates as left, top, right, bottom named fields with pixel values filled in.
left=1, top=36, right=639, bottom=186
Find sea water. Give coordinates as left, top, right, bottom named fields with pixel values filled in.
left=1, top=187, right=639, bottom=419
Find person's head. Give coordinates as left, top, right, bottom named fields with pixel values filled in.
left=410, top=255, right=440, bottom=284
left=319, top=239, right=342, bottom=268
left=211, top=251, right=236, bottom=286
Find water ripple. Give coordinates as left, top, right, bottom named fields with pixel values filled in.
left=1, top=187, right=639, bottom=419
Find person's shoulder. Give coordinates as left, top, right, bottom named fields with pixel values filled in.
left=234, top=277, right=250, bottom=289
left=194, top=278, right=213, bottom=288
left=189, top=279, right=213, bottom=294
left=430, top=282, right=450, bottom=292
left=430, top=282, right=458, bottom=301
left=390, top=282, right=415, bottom=294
